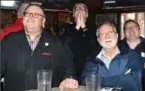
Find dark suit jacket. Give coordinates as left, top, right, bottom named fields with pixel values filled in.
left=1, top=30, right=75, bottom=91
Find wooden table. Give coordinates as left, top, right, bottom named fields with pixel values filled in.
left=24, top=86, right=86, bottom=91
left=24, top=86, right=122, bottom=91
left=52, top=86, right=86, bottom=91
left=52, top=86, right=123, bottom=91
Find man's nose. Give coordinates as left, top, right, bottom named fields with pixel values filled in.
left=77, top=7, right=83, bottom=10
left=129, top=29, right=135, bottom=34
left=105, top=33, right=111, bottom=39
left=27, top=17, right=35, bottom=22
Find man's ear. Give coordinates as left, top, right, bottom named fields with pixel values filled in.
left=17, top=12, right=20, bottom=18
left=97, top=37, right=100, bottom=43
left=116, top=33, right=118, bottom=39
left=42, top=18, right=46, bottom=28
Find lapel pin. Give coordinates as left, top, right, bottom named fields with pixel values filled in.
left=45, top=42, right=49, bottom=46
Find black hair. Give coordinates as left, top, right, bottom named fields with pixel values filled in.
left=123, top=19, right=140, bottom=30
left=24, top=4, right=46, bottom=18
left=21, top=0, right=30, bottom=3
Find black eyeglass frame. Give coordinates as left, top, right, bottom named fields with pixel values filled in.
left=23, top=12, right=45, bottom=18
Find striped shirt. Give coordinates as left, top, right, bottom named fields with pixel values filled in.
left=26, top=33, right=41, bottom=51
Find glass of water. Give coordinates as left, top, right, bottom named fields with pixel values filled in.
left=86, top=72, right=101, bottom=91
left=37, top=69, right=53, bottom=91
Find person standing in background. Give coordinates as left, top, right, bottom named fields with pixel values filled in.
left=60, top=2, right=96, bottom=84
left=120, top=19, right=145, bottom=90
left=0, top=2, right=29, bottom=40
left=120, top=19, right=145, bottom=67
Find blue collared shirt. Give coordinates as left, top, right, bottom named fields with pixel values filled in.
left=97, top=47, right=120, bottom=69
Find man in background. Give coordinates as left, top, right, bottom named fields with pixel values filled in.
left=120, top=19, right=145, bottom=90
left=60, top=2, right=96, bottom=84
left=0, top=2, right=29, bottom=40
left=121, top=19, right=145, bottom=66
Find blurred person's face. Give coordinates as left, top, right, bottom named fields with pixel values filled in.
left=124, top=21, right=140, bottom=42
left=97, top=24, right=118, bottom=49
left=17, top=3, right=29, bottom=18
left=73, top=3, right=88, bottom=21
left=23, top=5, right=45, bottom=34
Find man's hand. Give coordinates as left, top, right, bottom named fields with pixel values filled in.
left=75, top=10, right=87, bottom=30
left=75, top=12, right=81, bottom=30
left=59, top=78, right=78, bottom=90
left=80, top=11, right=86, bottom=29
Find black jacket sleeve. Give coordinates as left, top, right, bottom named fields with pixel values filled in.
left=1, top=36, right=13, bottom=78
left=59, top=41, right=76, bottom=80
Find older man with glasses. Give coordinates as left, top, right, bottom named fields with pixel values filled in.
left=81, top=21, right=142, bottom=91
left=1, top=4, right=78, bottom=91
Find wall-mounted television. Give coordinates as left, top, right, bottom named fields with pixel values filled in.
left=1, top=1, right=21, bottom=9
left=102, top=0, right=145, bottom=8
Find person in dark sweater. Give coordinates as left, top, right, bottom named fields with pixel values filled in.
left=139, top=40, right=145, bottom=90
left=119, top=19, right=145, bottom=90
left=1, top=4, right=78, bottom=91
left=81, top=21, right=142, bottom=91
left=120, top=19, right=145, bottom=67
left=59, top=3, right=96, bottom=84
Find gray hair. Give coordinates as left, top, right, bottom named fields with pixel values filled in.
left=96, top=21, right=117, bottom=38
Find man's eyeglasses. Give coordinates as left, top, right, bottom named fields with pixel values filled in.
left=98, top=30, right=116, bottom=38
left=23, top=12, right=45, bottom=18
left=125, top=25, right=138, bottom=31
